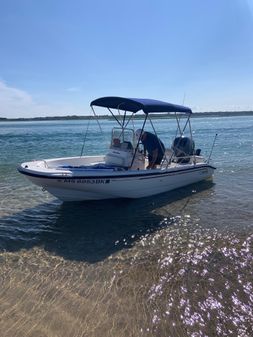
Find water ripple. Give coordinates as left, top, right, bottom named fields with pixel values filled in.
left=146, top=217, right=253, bottom=336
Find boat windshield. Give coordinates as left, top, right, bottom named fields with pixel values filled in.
left=110, top=128, right=135, bottom=150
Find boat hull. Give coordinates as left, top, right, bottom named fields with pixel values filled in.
left=18, top=160, right=215, bottom=201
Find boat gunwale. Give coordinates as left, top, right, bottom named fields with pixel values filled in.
left=18, top=163, right=216, bottom=180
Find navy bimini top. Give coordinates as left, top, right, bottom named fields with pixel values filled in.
left=90, top=96, right=192, bottom=114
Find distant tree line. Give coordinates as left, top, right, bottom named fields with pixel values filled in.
left=0, top=110, right=253, bottom=122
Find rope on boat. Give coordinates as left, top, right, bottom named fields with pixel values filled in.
left=207, top=133, right=218, bottom=164
left=80, top=114, right=92, bottom=157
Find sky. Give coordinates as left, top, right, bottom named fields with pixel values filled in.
left=1, top=0, right=253, bottom=118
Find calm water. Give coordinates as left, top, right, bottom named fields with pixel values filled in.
left=0, top=116, right=253, bottom=337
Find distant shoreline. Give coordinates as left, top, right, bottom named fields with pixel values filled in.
left=0, top=110, right=253, bottom=122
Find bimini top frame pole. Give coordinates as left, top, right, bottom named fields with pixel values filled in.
left=90, top=96, right=192, bottom=131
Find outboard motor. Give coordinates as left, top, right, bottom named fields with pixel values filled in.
left=172, top=136, right=195, bottom=163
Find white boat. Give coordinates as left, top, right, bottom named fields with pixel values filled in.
left=18, top=97, right=216, bottom=201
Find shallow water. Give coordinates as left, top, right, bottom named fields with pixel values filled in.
left=0, top=116, right=253, bottom=336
